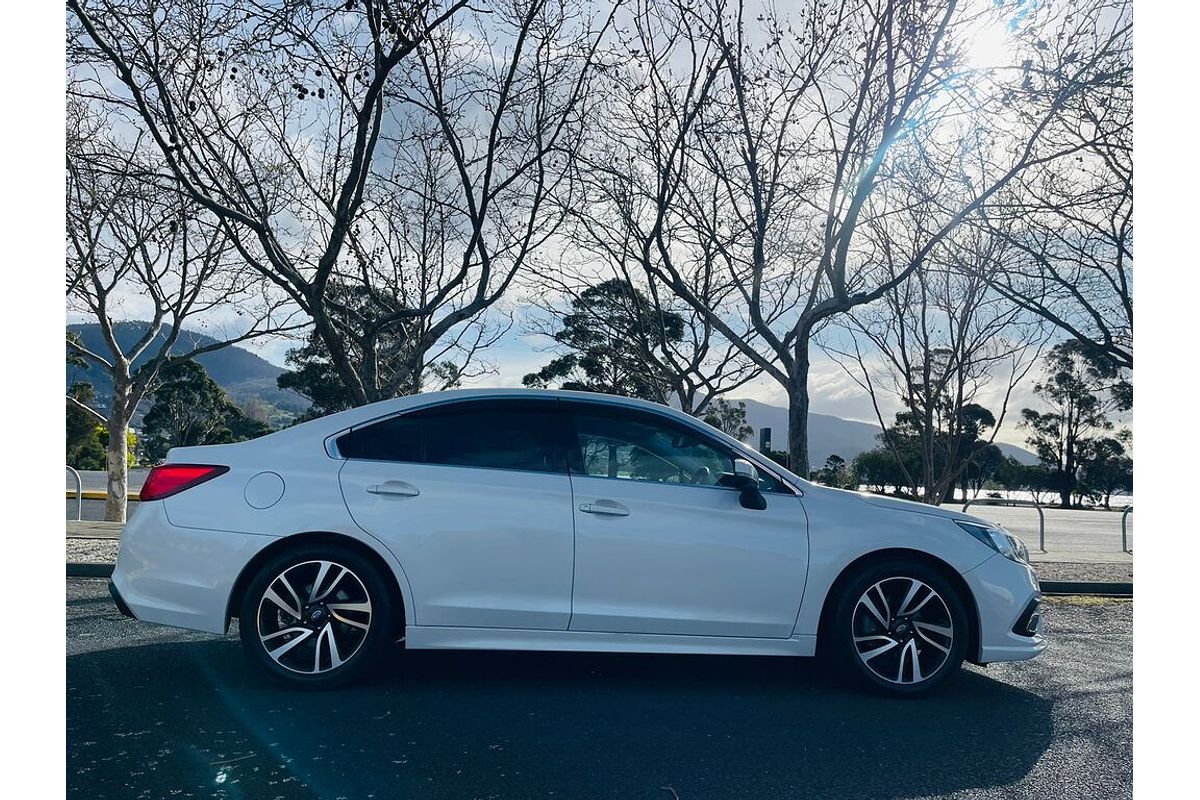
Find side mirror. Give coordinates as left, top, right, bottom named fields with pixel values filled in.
left=729, top=458, right=767, bottom=510
left=734, top=458, right=759, bottom=482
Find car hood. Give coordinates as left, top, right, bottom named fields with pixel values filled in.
left=815, top=486, right=989, bottom=526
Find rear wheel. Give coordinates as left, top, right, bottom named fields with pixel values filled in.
left=239, top=544, right=392, bottom=688
left=831, top=559, right=969, bottom=696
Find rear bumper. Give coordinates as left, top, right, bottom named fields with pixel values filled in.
left=962, top=554, right=1047, bottom=664
left=108, top=580, right=135, bottom=619
left=111, top=502, right=278, bottom=634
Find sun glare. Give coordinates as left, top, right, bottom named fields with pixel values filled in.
left=963, top=14, right=1018, bottom=70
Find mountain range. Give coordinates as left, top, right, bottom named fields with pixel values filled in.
left=66, top=323, right=1038, bottom=464
left=66, top=322, right=308, bottom=425
left=731, top=398, right=1038, bottom=466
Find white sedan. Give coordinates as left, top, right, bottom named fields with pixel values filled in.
left=110, top=389, right=1044, bottom=694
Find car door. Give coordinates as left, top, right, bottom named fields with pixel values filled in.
left=564, top=401, right=809, bottom=639
left=338, top=398, right=575, bottom=630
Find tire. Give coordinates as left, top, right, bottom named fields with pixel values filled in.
left=239, top=543, right=393, bottom=688
left=830, top=559, right=970, bottom=696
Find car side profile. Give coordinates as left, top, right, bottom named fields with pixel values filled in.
left=109, top=389, right=1044, bottom=695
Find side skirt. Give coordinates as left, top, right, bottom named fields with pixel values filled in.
left=405, top=626, right=818, bottom=657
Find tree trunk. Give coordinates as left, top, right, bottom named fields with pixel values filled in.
left=787, top=330, right=813, bottom=477
left=105, top=403, right=130, bottom=523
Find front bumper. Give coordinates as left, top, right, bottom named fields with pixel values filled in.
left=962, top=553, right=1046, bottom=664
left=111, top=502, right=278, bottom=634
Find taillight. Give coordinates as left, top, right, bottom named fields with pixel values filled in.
left=140, top=464, right=229, bottom=501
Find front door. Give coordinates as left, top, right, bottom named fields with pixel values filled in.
left=563, top=402, right=809, bottom=639
left=338, top=398, right=575, bottom=630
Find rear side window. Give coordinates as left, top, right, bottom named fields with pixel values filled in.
left=336, top=399, right=567, bottom=473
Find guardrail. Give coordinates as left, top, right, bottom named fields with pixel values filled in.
left=66, top=466, right=82, bottom=522
left=962, top=497, right=1045, bottom=552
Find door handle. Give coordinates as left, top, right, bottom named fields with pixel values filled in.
left=367, top=481, right=420, bottom=497
left=579, top=501, right=630, bottom=517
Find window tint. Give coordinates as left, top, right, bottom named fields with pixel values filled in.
left=568, top=406, right=735, bottom=487
left=566, top=404, right=789, bottom=492
left=337, top=400, right=566, bottom=473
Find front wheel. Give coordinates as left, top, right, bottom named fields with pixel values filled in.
left=239, top=544, right=393, bottom=688
left=831, top=560, right=970, bottom=696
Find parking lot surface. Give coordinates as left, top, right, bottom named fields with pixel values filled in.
left=67, top=580, right=1131, bottom=799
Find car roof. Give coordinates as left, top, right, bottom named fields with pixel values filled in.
left=299, top=388, right=695, bottom=433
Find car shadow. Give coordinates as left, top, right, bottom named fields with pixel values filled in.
left=68, top=636, right=1053, bottom=800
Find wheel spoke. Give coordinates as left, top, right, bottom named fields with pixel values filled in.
left=903, top=639, right=923, bottom=683
left=309, top=561, right=332, bottom=603
left=873, top=585, right=893, bottom=620
left=326, top=601, right=371, bottom=613
left=914, top=621, right=953, bottom=639
left=264, top=586, right=301, bottom=620
left=859, top=593, right=889, bottom=628
left=330, top=610, right=370, bottom=631
left=266, top=628, right=313, bottom=661
left=315, top=624, right=343, bottom=672
left=897, top=580, right=933, bottom=617
left=915, top=627, right=951, bottom=655
left=857, top=637, right=899, bottom=662
left=312, top=563, right=347, bottom=603
left=261, top=626, right=308, bottom=642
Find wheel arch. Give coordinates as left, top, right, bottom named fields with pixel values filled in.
left=815, top=548, right=982, bottom=664
left=226, top=531, right=409, bottom=637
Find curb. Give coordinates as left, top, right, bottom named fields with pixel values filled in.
left=67, top=563, right=115, bottom=578
left=1040, top=580, right=1132, bottom=597
left=66, top=491, right=140, bottom=501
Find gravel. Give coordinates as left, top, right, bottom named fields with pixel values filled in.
left=65, top=538, right=119, bottom=564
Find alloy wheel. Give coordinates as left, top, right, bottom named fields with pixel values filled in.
left=851, top=576, right=954, bottom=685
left=255, top=560, right=373, bottom=675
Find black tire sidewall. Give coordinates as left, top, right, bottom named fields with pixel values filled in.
left=239, top=544, right=393, bottom=689
left=832, top=559, right=969, bottom=696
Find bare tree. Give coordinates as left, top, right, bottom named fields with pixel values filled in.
left=540, top=0, right=763, bottom=414
left=980, top=0, right=1132, bottom=368
left=822, top=230, right=1047, bottom=505
left=68, top=0, right=616, bottom=407
left=573, top=0, right=1128, bottom=473
left=66, top=110, right=293, bottom=522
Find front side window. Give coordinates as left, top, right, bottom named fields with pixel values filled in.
left=337, top=400, right=566, bottom=473
left=567, top=406, right=736, bottom=487
left=566, top=404, right=790, bottom=492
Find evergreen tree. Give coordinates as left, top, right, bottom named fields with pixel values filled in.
left=524, top=279, right=685, bottom=402
left=1021, top=341, right=1131, bottom=507
left=702, top=399, right=754, bottom=441
left=142, top=361, right=271, bottom=462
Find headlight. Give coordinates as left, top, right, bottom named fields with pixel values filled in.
left=955, top=521, right=1029, bottom=564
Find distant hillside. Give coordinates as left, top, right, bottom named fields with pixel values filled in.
left=67, top=322, right=309, bottom=425
left=732, top=398, right=1039, bottom=466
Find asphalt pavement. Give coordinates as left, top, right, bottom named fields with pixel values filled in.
left=67, top=579, right=1132, bottom=800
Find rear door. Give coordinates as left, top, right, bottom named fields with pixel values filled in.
left=563, top=401, right=808, bottom=638
left=338, top=398, right=575, bottom=630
